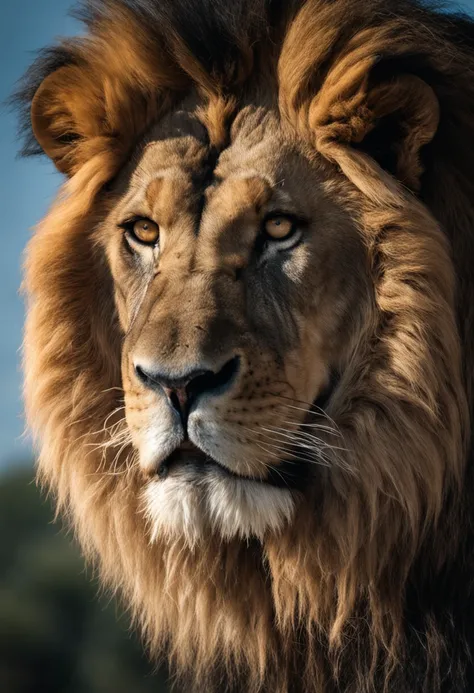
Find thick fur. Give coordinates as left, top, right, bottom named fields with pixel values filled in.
left=15, top=1, right=474, bottom=692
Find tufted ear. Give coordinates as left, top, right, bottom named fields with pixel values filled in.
left=309, top=65, right=440, bottom=192
left=30, top=65, right=110, bottom=176
left=278, top=17, right=441, bottom=194
left=357, top=74, right=439, bottom=190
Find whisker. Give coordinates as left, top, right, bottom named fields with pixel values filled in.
left=264, top=426, right=349, bottom=454
left=258, top=426, right=349, bottom=457
left=249, top=425, right=353, bottom=473
left=281, top=419, right=343, bottom=438
left=259, top=425, right=327, bottom=449
left=253, top=440, right=331, bottom=469
left=253, top=457, right=292, bottom=489
left=270, top=392, right=342, bottom=435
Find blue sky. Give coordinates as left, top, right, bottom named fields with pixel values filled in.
left=1, top=0, right=474, bottom=470
left=1, top=1, right=78, bottom=467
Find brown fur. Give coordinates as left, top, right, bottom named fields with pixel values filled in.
left=16, top=1, right=474, bottom=691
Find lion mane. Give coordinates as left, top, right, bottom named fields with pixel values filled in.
left=15, top=1, right=474, bottom=691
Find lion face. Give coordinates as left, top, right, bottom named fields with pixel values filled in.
left=101, top=105, right=367, bottom=543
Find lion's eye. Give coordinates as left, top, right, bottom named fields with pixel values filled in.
left=263, top=216, right=294, bottom=240
left=129, top=218, right=160, bottom=245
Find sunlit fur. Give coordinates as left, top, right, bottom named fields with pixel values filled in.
left=16, top=1, right=474, bottom=691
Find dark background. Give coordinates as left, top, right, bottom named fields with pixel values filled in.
left=1, top=1, right=474, bottom=692
left=0, top=468, right=170, bottom=692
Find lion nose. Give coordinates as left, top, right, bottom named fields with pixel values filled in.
left=134, top=356, right=240, bottom=426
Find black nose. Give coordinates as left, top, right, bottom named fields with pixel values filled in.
left=134, top=356, right=240, bottom=426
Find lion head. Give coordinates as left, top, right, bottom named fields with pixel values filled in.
left=16, top=1, right=474, bottom=691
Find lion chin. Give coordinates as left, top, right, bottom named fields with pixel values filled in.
left=143, top=444, right=296, bottom=546
left=16, top=0, right=474, bottom=691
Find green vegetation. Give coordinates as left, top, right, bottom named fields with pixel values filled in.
left=0, top=467, right=171, bottom=693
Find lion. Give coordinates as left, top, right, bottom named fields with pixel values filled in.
left=15, top=0, right=474, bottom=691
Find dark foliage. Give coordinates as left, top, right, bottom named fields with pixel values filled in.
left=0, top=467, right=172, bottom=693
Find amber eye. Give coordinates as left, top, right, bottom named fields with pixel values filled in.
left=263, top=216, right=294, bottom=240
left=131, top=218, right=160, bottom=245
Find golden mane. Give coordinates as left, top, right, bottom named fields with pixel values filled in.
left=16, top=1, right=474, bottom=691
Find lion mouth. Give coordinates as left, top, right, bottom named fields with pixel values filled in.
left=156, top=443, right=272, bottom=485
left=155, top=437, right=309, bottom=491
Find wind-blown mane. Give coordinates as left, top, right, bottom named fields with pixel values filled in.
left=15, top=1, right=474, bottom=691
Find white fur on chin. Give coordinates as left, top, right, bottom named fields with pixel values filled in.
left=143, top=465, right=296, bottom=547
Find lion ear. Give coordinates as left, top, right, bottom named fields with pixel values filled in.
left=312, top=69, right=439, bottom=192
left=31, top=65, right=106, bottom=176
left=357, top=74, right=439, bottom=191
